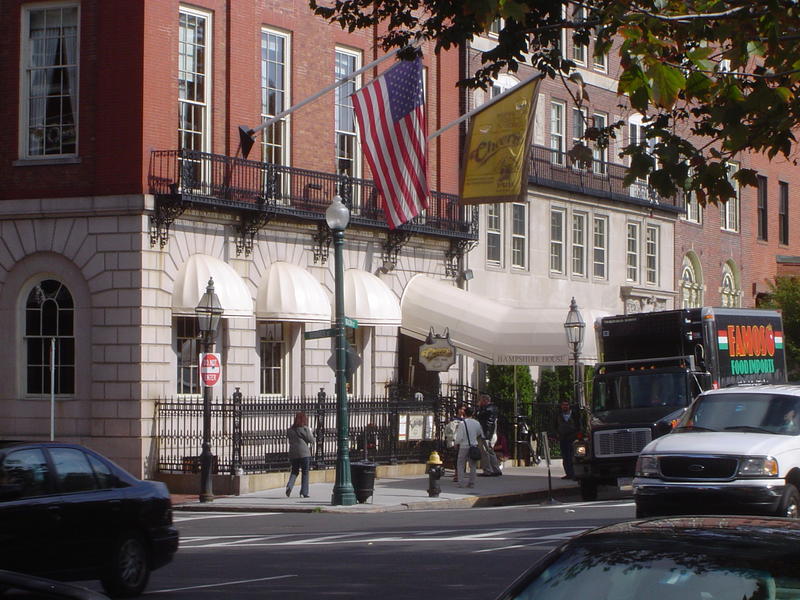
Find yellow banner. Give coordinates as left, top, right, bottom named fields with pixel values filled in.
left=460, top=76, right=541, bottom=205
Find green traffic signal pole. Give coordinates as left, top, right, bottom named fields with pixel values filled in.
left=330, top=225, right=357, bottom=506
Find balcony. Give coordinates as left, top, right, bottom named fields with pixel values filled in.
left=147, top=149, right=478, bottom=249
left=528, top=145, right=685, bottom=214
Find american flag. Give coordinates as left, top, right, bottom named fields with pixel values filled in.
left=351, top=57, right=429, bottom=229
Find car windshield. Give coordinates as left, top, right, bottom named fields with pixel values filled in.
left=679, top=393, right=800, bottom=435
left=592, top=372, right=689, bottom=412
left=509, top=538, right=800, bottom=599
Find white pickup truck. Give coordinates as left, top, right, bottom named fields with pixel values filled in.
left=633, top=384, right=800, bottom=519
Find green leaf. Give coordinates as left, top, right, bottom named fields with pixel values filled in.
left=647, top=63, right=686, bottom=109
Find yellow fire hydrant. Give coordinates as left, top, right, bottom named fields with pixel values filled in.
left=426, top=451, right=444, bottom=497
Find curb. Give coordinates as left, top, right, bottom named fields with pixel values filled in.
left=173, top=485, right=579, bottom=514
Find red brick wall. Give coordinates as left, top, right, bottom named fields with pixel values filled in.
left=1, top=0, right=462, bottom=200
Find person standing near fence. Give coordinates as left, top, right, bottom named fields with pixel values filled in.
left=553, top=400, right=579, bottom=480
left=454, top=406, right=483, bottom=488
left=476, top=393, right=503, bottom=476
left=286, top=412, right=315, bottom=498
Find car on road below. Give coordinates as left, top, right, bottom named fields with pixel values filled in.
left=495, top=516, right=800, bottom=599
left=0, top=441, right=178, bottom=597
left=633, top=385, right=800, bottom=518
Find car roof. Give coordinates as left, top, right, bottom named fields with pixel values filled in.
left=701, top=384, right=800, bottom=397
left=580, top=516, right=800, bottom=541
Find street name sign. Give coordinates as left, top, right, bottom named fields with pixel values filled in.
left=304, top=327, right=337, bottom=340
left=344, top=317, right=359, bottom=329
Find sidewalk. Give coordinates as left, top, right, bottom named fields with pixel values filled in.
left=171, top=461, right=579, bottom=513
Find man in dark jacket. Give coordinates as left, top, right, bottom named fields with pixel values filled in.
left=553, top=400, right=579, bottom=479
left=476, top=393, right=502, bottom=476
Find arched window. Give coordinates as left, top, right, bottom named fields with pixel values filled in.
left=720, top=262, right=741, bottom=307
left=24, top=279, right=74, bottom=395
left=680, top=253, right=703, bottom=308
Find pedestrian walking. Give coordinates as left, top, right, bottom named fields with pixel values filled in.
left=444, top=405, right=465, bottom=482
left=553, top=400, right=579, bottom=479
left=286, top=411, right=315, bottom=498
left=476, top=393, right=503, bottom=476
left=454, top=406, right=483, bottom=488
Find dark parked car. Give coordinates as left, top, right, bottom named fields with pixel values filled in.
left=496, top=516, right=800, bottom=599
left=0, top=442, right=178, bottom=598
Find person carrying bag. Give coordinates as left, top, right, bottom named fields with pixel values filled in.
left=454, top=406, right=483, bottom=488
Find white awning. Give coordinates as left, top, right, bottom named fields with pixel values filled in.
left=344, top=269, right=401, bottom=326
left=172, top=254, right=253, bottom=317
left=256, top=262, right=331, bottom=323
left=400, top=275, right=605, bottom=365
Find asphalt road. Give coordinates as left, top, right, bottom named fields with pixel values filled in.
left=89, top=493, right=636, bottom=599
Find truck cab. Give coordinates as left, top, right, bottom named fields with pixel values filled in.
left=573, top=363, right=702, bottom=500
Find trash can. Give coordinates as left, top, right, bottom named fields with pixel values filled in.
left=350, top=461, right=377, bottom=503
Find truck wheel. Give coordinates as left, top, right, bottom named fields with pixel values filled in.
left=579, top=479, right=598, bottom=501
left=101, top=531, right=151, bottom=598
left=777, top=484, right=800, bottom=518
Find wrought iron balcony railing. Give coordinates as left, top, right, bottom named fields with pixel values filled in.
left=528, top=145, right=685, bottom=213
left=148, top=149, right=478, bottom=240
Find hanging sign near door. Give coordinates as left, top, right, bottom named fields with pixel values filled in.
left=419, top=328, right=457, bottom=372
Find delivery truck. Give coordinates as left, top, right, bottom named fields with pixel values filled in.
left=572, top=307, right=787, bottom=501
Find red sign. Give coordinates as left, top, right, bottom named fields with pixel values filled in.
left=199, top=353, right=222, bottom=387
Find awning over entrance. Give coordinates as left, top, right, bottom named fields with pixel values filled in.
left=256, top=262, right=331, bottom=323
left=172, top=254, right=253, bottom=317
left=344, top=269, right=401, bottom=326
left=400, top=275, right=603, bottom=365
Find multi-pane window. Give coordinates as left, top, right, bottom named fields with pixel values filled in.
left=23, top=5, right=79, bottom=157
left=626, top=222, right=640, bottom=282
left=757, top=175, right=768, bottom=241
left=25, top=280, right=74, bottom=395
left=592, top=113, right=608, bottom=174
left=684, top=192, right=703, bottom=224
left=721, top=163, right=740, bottom=232
left=645, top=225, right=659, bottom=285
left=571, top=6, right=587, bottom=64
left=176, top=317, right=199, bottom=395
left=721, top=263, right=740, bottom=307
left=550, top=208, right=566, bottom=274
left=261, top=30, right=289, bottom=167
left=592, top=216, right=607, bottom=279
left=681, top=261, right=702, bottom=308
left=572, top=107, right=586, bottom=169
left=487, top=204, right=503, bottom=265
left=511, top=203, right=528, bottom=269
left=593, top=36, right=608, bottom=71
left=550, top=102, right=565, bottom=165
left=335, top=49, right=360, bottom=177
left=179, top=8, right=210, bottom=186
left=260, top=323, right=285, bottom=396
left=628, top=120, right=651, bottom=199
left=780, top=181, right=789, bottom=245
left=572, top=213, right=587, bottom=276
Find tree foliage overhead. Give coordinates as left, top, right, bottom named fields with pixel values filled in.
left=762, top=276, right=800, bottom=381
left=310, top=0, right=800, bottom=205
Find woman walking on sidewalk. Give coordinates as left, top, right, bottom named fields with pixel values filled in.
left=286, top=412, right=315, bottom=498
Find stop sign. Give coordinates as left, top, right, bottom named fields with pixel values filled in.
left=200, top=353, right=221, bottom=387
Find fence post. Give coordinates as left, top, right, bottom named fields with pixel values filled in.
left=231, top=387, right=242, bottom=475
left=314, top=388, right=326, bottom=469
left=388, top=385, right=399, bottom=465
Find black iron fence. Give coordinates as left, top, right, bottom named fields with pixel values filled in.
left=154, top=384, right=589, bottom=474
left=155, top=388, right=467, bottom=475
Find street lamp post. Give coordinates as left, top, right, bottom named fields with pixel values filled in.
left=326, top=195, right=357, bottom=506
left=195, top=277, right=223, bottom=503
left=564, top=297, right=586, bottom=408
